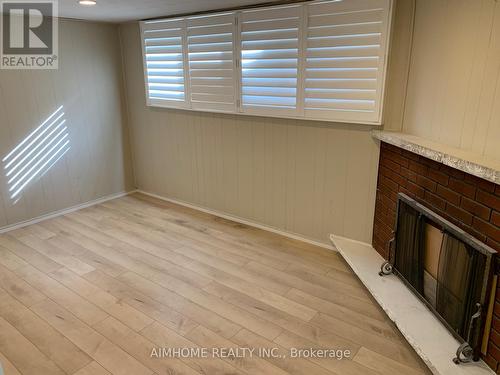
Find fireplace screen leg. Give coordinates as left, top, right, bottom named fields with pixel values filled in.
left=453, top=303, right=482, bottom=364
left=453, top=343, right=474, bottom=364
left=379, top=261, right=394, bottom=276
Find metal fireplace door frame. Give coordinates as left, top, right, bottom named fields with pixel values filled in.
left=379, top=193, right=497, bottom=364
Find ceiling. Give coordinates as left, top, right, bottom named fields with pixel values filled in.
left=58, top=0, right=275, bottom=23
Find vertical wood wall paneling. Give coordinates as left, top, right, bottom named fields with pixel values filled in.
left=382, top=0, right=415, bottom=131
left=0, top=20, right=134, bottom=228
left=402, top=0, right=500, bottom=161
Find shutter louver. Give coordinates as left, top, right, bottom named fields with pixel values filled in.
left=304, top=0, right=391, bottom=123
left=187, top=13, right=237, bottom=112
left=240, top=5, right=302, bottom=116
left=141, top=18, right=188, bottom=108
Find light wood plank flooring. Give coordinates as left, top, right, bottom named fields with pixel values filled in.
left=0, top=193, right=430, bottom=375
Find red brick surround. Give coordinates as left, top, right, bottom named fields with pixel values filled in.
left=372, top=142, right=500, bottom=371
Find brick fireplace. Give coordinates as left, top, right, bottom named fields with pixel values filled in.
left=372, top=141, right=500, bottom=371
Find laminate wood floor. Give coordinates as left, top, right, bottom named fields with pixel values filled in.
left=0, top=193, right=430, bottom=375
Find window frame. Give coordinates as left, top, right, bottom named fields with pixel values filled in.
left=140, top=0, right=394, bottom=125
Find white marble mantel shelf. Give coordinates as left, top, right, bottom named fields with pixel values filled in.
left=330, top=234, right=495, bottom=375
left=372, top=130, right=500, bottom=185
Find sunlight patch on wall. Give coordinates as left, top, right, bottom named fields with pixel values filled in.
left=2, top=105, right=70, bottom=200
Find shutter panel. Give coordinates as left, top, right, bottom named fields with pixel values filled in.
left=141, top=18, right=188, bottom=108
left=304, top=0, right=392, bottom=123
left=187, top=13, right=237, bottom=112
left=240, top=4, right=302, bottom=117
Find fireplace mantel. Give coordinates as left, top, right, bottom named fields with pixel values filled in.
left=372, top=131, right=500, bottom=185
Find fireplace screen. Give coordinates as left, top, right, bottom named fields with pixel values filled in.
left=381, top=193, right=496, bottom=364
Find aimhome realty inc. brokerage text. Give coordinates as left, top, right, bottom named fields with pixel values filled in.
left=150, top=347, right=352, bottom=360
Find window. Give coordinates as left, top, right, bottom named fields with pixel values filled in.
left=140, top=0, right=393, bottom=124
left=304, top=0, right=392, bottom=122
left=240, top=4, right=302, bottom=117
left=187, top=12, right=238, bottom=112
left=141, top=18, right=188, bottom=108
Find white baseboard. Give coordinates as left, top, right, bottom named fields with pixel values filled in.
left=136, top=190, right=336, bottom=251
left=0, top=190, right=137, bottom=234
left=0, top=187, right=339, bottom=252
left=329, top=233, right=373, bottom=249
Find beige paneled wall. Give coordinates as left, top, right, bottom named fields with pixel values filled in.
left=402, top=0, right=500, bottom=160
left=120, top=22, right=380, bottom=245
left=0, top=20, right=134, bottom=228
left=383, top=0, right=415, bottom=131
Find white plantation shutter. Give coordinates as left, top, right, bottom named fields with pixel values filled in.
left=141, top=18, right=188, bottom=108
left=240, top=4, right=302, bottom=116
left=140, top=0, right=393, bottom=124
left=304, top=0, right=392, bottom=123
left=187, top=13, right=237, bottom=112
